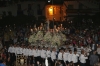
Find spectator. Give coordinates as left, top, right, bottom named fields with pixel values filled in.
left=79, top=50, right=88, bottom=66
left=0, top=60, right=6, bottom=66
left=0, top=40, right=3, bottom=50
left=97, top=45, right=100, bottom=60
left=89, top=50, right=99, bottom=66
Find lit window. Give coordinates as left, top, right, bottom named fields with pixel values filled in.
left=49, top=6, right=53, bottom=15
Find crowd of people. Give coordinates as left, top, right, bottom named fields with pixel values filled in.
left=0, top=24, right=100, bottom=66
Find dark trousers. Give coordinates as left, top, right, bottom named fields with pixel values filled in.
left=51, top=59, right=56, bottom=66
left=10, top=53, right=16, bottom=66
left=41, top=58, right=45, bottom=63
left=65, top=61, right=69, bottom=65
left=48, top=57, right=51, bottom=63
left=74, top=63, right=78, bottom=66
left=12, top=53, right=16, bottom=61
left=37, top=56, right=41, bottom=63
left=98, top=54, right=100, bottom=60
left=27, top=56, right=33, bottom=65
left=34, top=57, right=37, bottom=65
left=80, top=63, right=86, bottom=66
left=61, top=60, right=65, bottom=66
left=47, top=57, right=52, bottom=66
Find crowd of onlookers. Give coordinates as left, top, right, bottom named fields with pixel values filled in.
left=0, top=24, right=100, bottom=66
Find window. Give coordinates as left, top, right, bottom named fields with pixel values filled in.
left=37, top=4, right=40, bottom=9
left=37, top=9, right=42, bottom=15
left=8, top=11, right=12, bottom=16
left=79, top=3, right=83, bottom=9
left=17, top=4, right=21, bottom=10
left=2, top=11, right=6, bottom=17
left=68, top=5, right=74, bottom=9
left=37, top=4, right=42, bottom=15
left=49, top=7, right=53, bottom=15
left=28, top=4, right=32, bottom=10
left=17, top=10, right=23, bottom=15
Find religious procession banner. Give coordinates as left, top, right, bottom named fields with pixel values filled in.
left=16, top=55, right=27, bottom=66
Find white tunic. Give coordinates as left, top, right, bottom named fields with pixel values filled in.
left=63, top=52, right=69, bottom=62
left=8, top=46, right=12, bottom=53
left=19, top=47, right=23, bottom=54
left=68, top=53, right=73, bottom=62
left=26, top=48, right=29, bottom=56
left=41, top=49, right=46, bottom=58
left=28, top=49, right=32, bottom=56
left=58, top=52, right=63, bottom=60
left=37, top=49, right=41, bottom=57
left=22, top=48, right=26, bottom=56
left=72, top=54, right=79, bottom=63
left=32, top=49, right=37, bottom=57
left=46, top=50, right=51, bottom=58
left=51, top=51, right=57, bottom=61
left=11, top=47, right=15, bottom=53
left=15, top=47, right=20, bottom=55
left=79, top=54, right=88, bottom=63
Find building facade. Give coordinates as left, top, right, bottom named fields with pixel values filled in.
left=0, top=0, right=99, bottom=21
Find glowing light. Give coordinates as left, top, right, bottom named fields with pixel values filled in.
left=97, top=44, right=98, bottom=46
left=48, top=0, right=51, bottom=2
left=31, top=29, right=33, bottom=32
left=10, top=29, right=11, bottom=31
left=6, top=25, right=7, bottom=27
left=71, top=21, right=72, bottom=23
left=49, top=6, right=53, bottom=15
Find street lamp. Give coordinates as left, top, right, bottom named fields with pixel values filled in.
left=48, top=0, right=51, bottom=3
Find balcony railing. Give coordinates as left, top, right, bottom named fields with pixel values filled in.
left=66, top=9, right=99, bottom=13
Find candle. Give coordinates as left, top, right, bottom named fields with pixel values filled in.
left=40, top=27, right=42, bottom=30
left=56, top=29, right=58, bottom=32
left=97, top=44, right=98, bottom=46
left=35, top=28, right=37, bottom=31
left=71, top=21, right=72, bottom=23
left=45, top=57, right=48, bottom=66
left=61, top=24, right=62, bottom=27
left=38, top=27, right=39, bottom=30
left=57, top=27, right=60, bottom=30
left=10, top=29, right=11, bottom=31
left=20, top=59, right=24, bottom=65
left=41, top=23, right=43, bottom=26
left=31, top=29, right=33, bottom=32
left=6, top=25, right=7, bottom=27
left=54, top=25, right=56, bottom=29
left=34, top=24, right=36, bottom=28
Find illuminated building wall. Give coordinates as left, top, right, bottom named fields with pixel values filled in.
left=45, top=5, right=64, bottom=21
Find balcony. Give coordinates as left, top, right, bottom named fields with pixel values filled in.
left=66, top=9, right=98, bottom=13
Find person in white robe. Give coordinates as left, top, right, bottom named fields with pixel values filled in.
left=46, top=47, right=51, bottom=63
left=72, top=50, right=79, bottom=66
left=41, top=46, right=46, bottom=63
left=63, top=49, right=69, bottom=65
left=37, top=46, right=41, bottom=64
left=32, top=46, right=38, bottom=65
left=79, top=50, right=88, bottom=66
left=68, top=50, right=73, bottom=65
left=51, top=48, right=57, bottom=66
